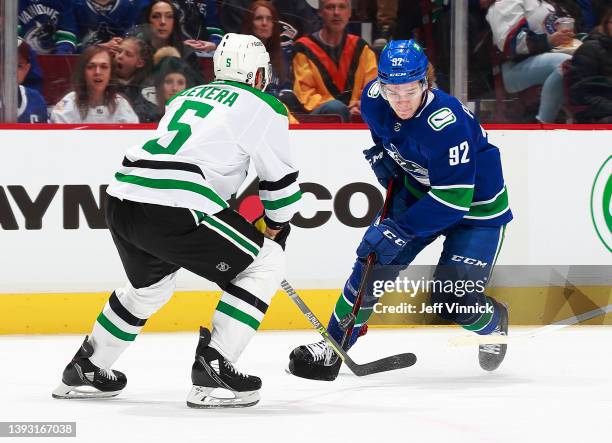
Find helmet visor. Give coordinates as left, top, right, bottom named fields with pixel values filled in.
left=379, top=80, right=426, bottom=102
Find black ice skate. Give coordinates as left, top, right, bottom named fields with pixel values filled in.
left=288, top=340, right=342, bottom=381
left=479, top=300, right=509, bottom=371
left=52, top=336, right=127, bottom=399
left=187, top=327, right=261, bottom=408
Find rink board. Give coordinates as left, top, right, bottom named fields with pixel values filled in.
left=0, top=126, right=611, bottom=333
left=1, top=286, right=611, bottom=334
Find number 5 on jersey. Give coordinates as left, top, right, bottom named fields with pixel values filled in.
left=449, top=141, right=469, bottom=166
left=143, top=100, right=213, bottom=155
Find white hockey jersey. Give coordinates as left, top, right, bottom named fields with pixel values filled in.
left=106, top=80, right=301, bottom=224
left=50, top=91, right=139, bottom=123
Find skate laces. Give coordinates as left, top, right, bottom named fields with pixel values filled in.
left=306, top=340, right=334, bottom=363
left=99, top=368, right=117, bottom=381
left=223, top=360, right=249, bottom=378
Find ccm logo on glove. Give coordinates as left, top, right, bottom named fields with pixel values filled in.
left=382, top=229, right=407, bottom=247
left=356, top=219, right=412, bottom=265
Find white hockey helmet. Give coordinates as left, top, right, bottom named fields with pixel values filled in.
left=213, top=33, right=271, bottom=91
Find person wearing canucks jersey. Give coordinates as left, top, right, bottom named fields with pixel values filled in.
left=73, top=0, right=147, bottom=50
left=289, top=40, right=513, bottom=381
left=18, top=0, right=77, bottom=54
left=52, top=34, right=301, bottom=408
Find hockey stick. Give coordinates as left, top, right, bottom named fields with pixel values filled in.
left=331, top=179, right=395, bottom=364
left=281, top=279, right=417, bottom=376
left=448, top=303, right=612, bottom=346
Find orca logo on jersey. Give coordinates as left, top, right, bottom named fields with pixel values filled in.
left=384, top=143, right=430, bottom=186
left=590, top=156, right=612, bottom=252
left=427, top=107, right=456, bottom=131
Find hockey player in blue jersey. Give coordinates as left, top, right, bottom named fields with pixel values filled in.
left=18, top=0, right=77, bottom=54
left=289, top=40, right=513, bottom=380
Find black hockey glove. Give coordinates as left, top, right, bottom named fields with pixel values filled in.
left=253, top=215, right=291, bottom=250
left=363, top=144, right=401, bottom=187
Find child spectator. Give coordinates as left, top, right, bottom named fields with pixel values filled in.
left=568, top=8, right=612, bottom=123
left=150, top=56, right=198, bottom=114
left=241, top=1, right=291, bottom=97
left=114, top=36, right=161, bottom=122
left=17, top=39, right=48, bottom=123
left=18, top=0, right=77, bottom=54
left=50, top=45, right=139, bottom=123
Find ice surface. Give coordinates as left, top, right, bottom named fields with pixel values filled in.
left=1, top=327, right=611, bottom=443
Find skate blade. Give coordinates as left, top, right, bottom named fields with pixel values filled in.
left=186, top=385, right=260, bottom=409
left=51, top=382, right=121, bottom=399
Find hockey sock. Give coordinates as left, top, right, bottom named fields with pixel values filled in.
left=89, top=291, right=148, bottom=369
left=460, top=296, right=500, bottom=335
left=327, top=276, right=376, bottom=347
left=210, top=283, right=269, bottom=362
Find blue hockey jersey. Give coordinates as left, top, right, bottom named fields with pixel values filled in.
left=18, top=0, right=77, bottom=54
left=361, top=81, right=513, bottom=237
left=74, top=0, right=146, bottom=50
left=18, top=85, right=48, bottom=123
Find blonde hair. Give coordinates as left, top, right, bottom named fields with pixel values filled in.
left=153, top=46, right=181, bottom=66
left=425, top=62, right=436, bottom=90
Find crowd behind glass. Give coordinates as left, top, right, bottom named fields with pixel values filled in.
left=11, top=0, right=612, bottom=125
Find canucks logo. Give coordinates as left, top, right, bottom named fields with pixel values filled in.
left=384, top=143, right=430, bottom=186
left=428, top=107, right=456, bottom=131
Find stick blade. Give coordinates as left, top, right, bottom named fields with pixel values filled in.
left=348, top=352, right=417, bottom=376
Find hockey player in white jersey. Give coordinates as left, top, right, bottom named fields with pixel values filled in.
left=52, top=33, right=301, bottom=408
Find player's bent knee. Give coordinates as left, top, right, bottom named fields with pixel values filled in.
left=119, top=272, right=177, bottom=318
left=253, top=238, right=285, bottom=279
left=231, top=239, right=285, bottom=305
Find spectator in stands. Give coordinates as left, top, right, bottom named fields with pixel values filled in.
left=17, top=39, right=48, bottom=124
left=373, top=0, right=398, bottom=50
left=50, top=46, right=139, bottom=123
left=170, top=0, right=224, bottom=51
left=136, top=0, right=204, bottom=77
left=486, top=0, right=582, bottom=123
left=151, top=56, right=198, bottom=114
left=74, top=0, right=143, bottom=51
left=241, top=1, right=291, bottom=97
left=220, top=0, right=320, bottom=50
left=18, top=0, right=77, bottom=54
left=114, top=37, right=161, bottom=123
left=568, top=8, right=612, bottom=123
left=292, top=0, right=377, bottom=122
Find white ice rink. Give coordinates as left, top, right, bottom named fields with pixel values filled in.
left=2, top=327, right=611, bottom=443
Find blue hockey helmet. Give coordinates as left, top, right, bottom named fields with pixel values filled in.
left=377, top=39, right=428, bottom=85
